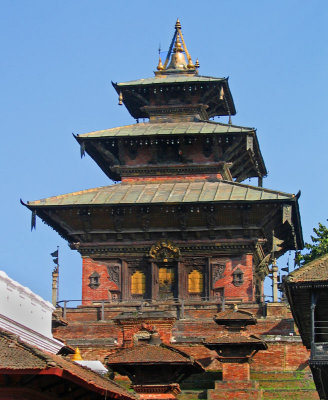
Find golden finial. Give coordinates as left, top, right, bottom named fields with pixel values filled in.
left=72, top=347, right=83, bottom=361
left=187, top=59, right=195, bottom=69
left=167, top=35, right=187, bottom=70
left=163, top=19, right=196, bottom=73
left=195, top=58, right=200, bottom=69
left=174, top=36, right=183, bottom=53
left=157, top=56, right=164, bottom=70
left=118, top=91, right=123, bottom=106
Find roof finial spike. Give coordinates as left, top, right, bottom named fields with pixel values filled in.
left=162, top=19, right=196, bottom=73
left=157, top=55, right=164, bottom=71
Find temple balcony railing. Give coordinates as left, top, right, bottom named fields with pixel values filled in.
left=56, top=295, right=271, bottom=321
left=311, top=321, right=328, bottom=361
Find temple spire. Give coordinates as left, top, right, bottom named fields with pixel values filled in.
left=157, top=19, right=197, bottom=75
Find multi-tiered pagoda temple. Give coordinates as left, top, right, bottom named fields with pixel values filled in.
left=23, top=21, right=318, bottom=399
left=25, top=20, right=302, bottom=308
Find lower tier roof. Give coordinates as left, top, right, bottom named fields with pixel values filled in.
left=27, top=180, right=294, bottom=207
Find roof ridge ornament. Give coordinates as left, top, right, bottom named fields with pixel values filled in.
left=156, top=19, right=197, bottom=75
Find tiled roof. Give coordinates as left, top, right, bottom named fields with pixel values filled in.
left=287, top=253, right=328, bottom=283
left=108, top=344, right=195, bottom=365
left=77, top=121, right=254, bottom=139
left=27, top=180, right=294, bottom=207
left=116, top=75, right=225, bottom=87
left=0, top=329, right=136, bottom=399
left=214, top=309, right=256, bottom=322
left=205, top=334, right=266, bottom=345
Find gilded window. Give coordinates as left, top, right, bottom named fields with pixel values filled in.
left=188, top=269, right=203, bottom=293
left=131, top=270, right=146, bottom=295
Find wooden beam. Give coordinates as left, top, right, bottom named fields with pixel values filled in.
left=90, top=142, right=119, bottom=166
left=222, top=137, right=244, bottom=161
left=232, top=158, right=253, bottom=179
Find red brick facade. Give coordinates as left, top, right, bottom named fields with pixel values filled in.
left=81, top=253, right=255, bottom=306
left=54, top=302, right=310, bottom=373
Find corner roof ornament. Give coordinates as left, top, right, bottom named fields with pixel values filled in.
left=156, top=19, right=197, bottom=75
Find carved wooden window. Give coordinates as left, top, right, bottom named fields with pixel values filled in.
left=232, top=268, right=244, bottom=287
left=211, top=263, right=226, bottom=288
left=131, top=270, right=146, bottom=295
left=89, top=272, right=100, bottom=289
left=188, top=269, right=204, bottom=293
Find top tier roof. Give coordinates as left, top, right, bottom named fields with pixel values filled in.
left=112, top=20, right=236, bottom=120
left=115, top=75, right=225, bottom=87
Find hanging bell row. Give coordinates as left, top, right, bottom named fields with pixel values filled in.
left=103, top=136, right=234, bottom=148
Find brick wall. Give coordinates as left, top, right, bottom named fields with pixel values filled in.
left=222, top=362, right=250, bottom=381
left=81, top=253, right=256, bottom=305
left=82, top=257, right=119, bottom=305
left=213, top=254, right=254, bottom=301
left=54, top=303, right=310, bottom=371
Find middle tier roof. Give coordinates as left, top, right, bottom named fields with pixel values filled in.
left=75, top=121, right=267, bottom=183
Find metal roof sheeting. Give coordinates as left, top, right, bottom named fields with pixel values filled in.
left=28, top=180, right=294, bottom=207
left=77, top=121, right=254, bottom=139
left=116, top=75, right=225, bottom=86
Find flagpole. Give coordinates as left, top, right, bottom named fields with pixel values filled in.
left=57, top=246, right=59, bottom=303
left=51, top=247, right=60, bottom=307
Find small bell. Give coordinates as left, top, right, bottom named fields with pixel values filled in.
left=219, top=86, right=224, bottom=100
left=118, top=91, right=123, bottom=106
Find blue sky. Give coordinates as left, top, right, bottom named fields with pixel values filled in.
left=1, top=1, right=327, bottom=302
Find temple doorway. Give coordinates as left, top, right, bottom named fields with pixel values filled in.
left=158, top=265, right=177, bottom=300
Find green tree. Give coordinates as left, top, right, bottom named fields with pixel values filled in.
left=296, top=221, right=328, bottom=265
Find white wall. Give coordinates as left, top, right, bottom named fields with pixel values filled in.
left=0, top=270, right=63, bottom=353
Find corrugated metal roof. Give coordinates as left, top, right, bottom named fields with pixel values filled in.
left=116, top=75, right=225, bottom=87
left=28, top=180, right=294, bottom=207
left=77, top=121, right=254, bottom=139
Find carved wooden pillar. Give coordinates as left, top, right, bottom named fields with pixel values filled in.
left=150, top=262, right=158, bottom=301
left=178, top=261, right=185, bottom=300
left=205, top=257, right=211, bottom=300
left=121, top=260, right=129, bottom=301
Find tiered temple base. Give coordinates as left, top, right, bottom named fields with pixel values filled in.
left=208, top=380, right=262, bottom=400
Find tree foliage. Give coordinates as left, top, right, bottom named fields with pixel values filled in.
left=296, top=221, right=328, bottom=265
